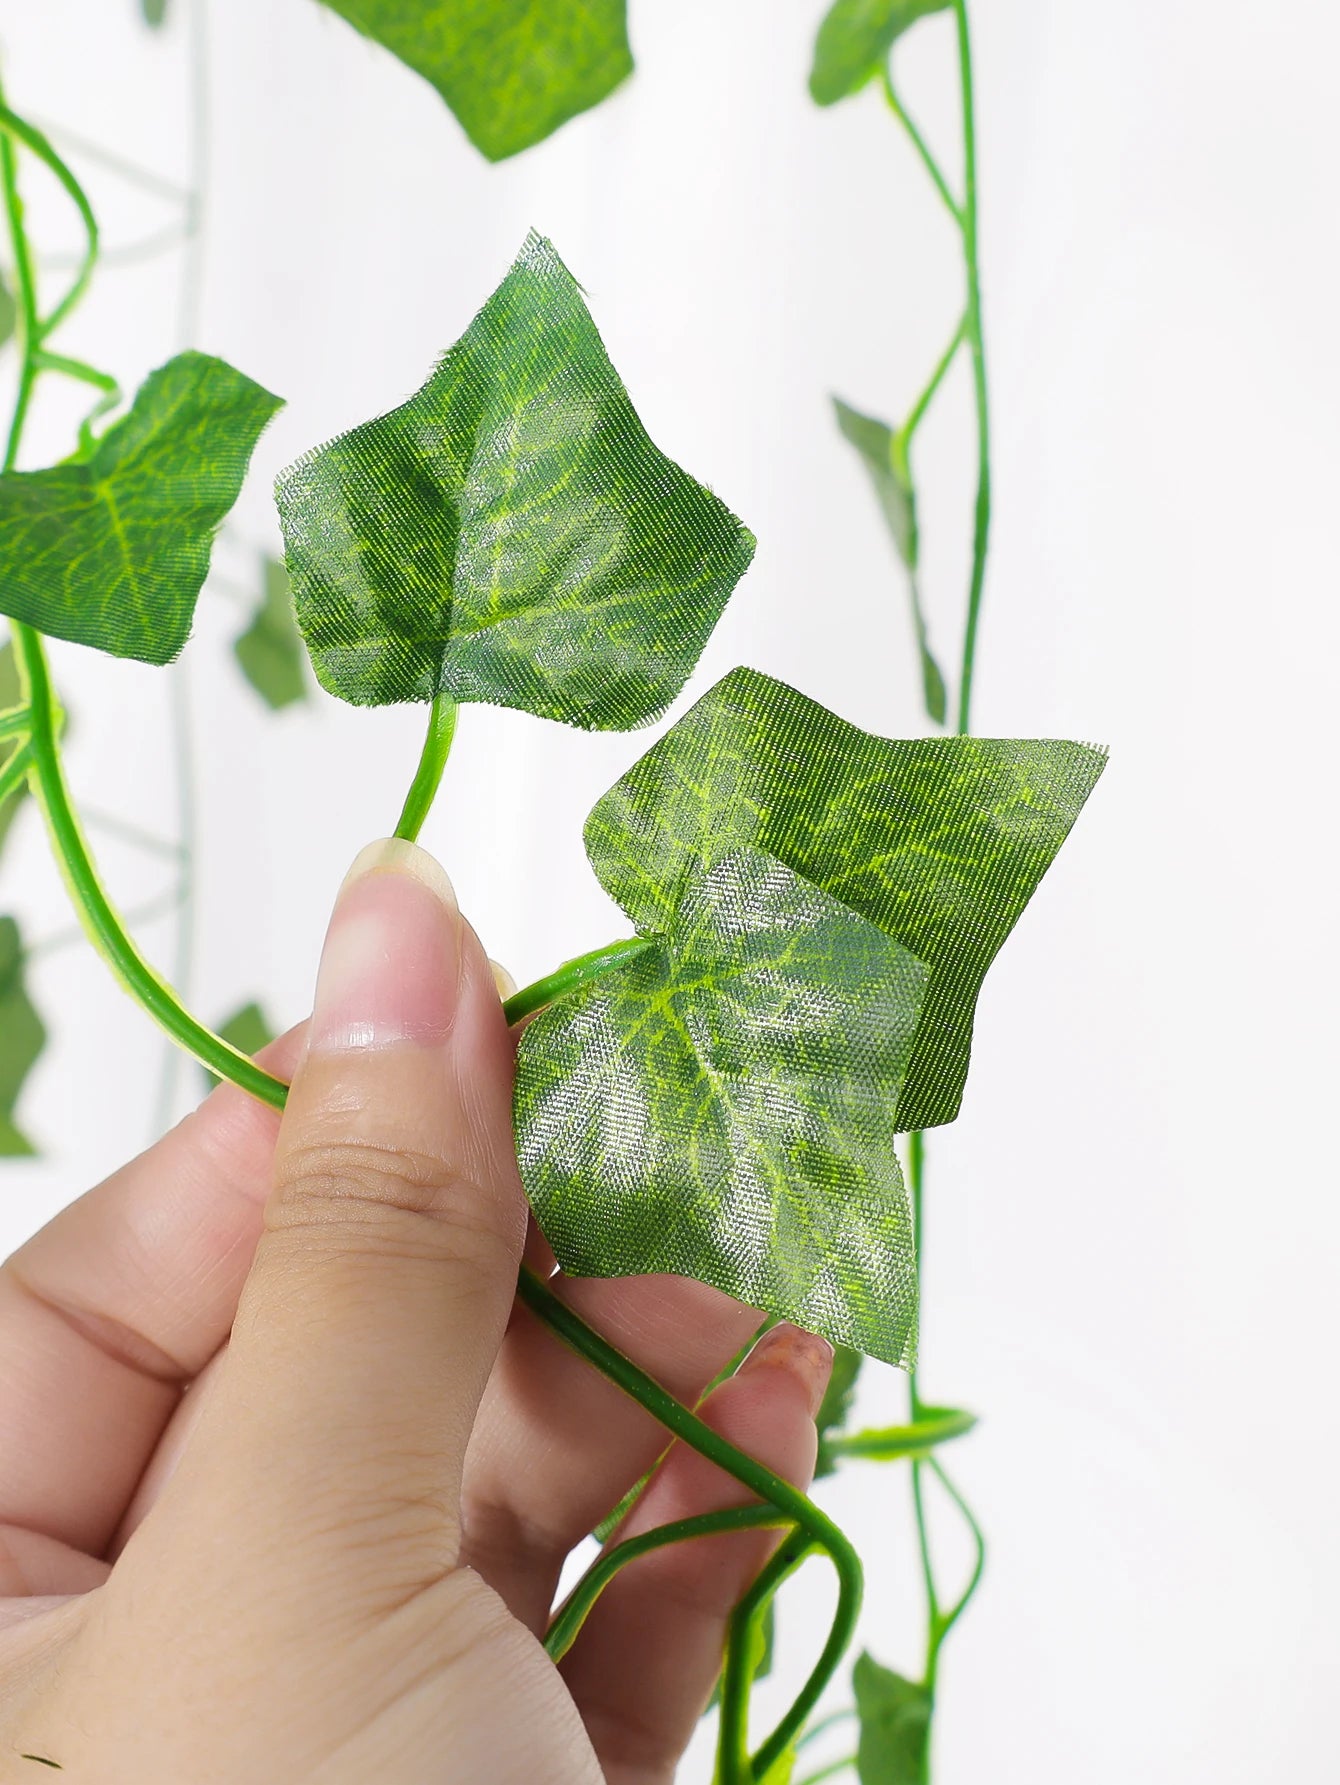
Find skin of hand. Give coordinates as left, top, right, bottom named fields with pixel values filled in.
left=0, top=839, right=833, bottom=1784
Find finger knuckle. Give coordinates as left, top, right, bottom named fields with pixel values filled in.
left=268, top=1136, right=516, bottom=1274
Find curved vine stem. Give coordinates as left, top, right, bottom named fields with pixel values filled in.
left=952, top=0, right=991, bottom=738
left=545, top=1503, right=786, bottom=1663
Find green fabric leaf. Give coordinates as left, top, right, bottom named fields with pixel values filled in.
left=316, top=1, right=631, bottom=162
left=0, top=267, right=15, bottom=348
left=854, top=1652, right=932, bottom=1784
left=233, top=558, right=308, bottom=710
left=0, top=640, right=29, bottom=858
left=0, top=916, right=45, bottom=1156
left=277, top=232, right=754, bottom=730
left=810, top=0, right=952, bottom=106
left=585, top=667, right=1107, bottom=1133
left=833, top=396, right=946, bottom=725
left=141, top=0, right=169, bottom=25
left=516, top=844, right=929, bottom=1364
left=201, top=1001, right=276, bottom=1091
left=814, top=1343, right=864, bottom=1477
left=826, top=1403, right=976, bottom=1463
left=0, top=353, right=282, bottom=666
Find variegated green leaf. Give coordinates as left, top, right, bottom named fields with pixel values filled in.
left=516, top=845, right=928, bottom=1364
left=0, top=354, right=282, bottom=665
left=277, top=233, right=754, bottom=730
left=0, top=916, right=45, bottom=1156
left=810, top=0, right=952, bottom=107
left=233, top=559, right=308, bottom=710
left=317, top=1, right=631, bottom=162
left=853, top=1652, right=932, bottom=1783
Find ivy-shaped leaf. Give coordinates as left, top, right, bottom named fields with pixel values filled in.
left=0, top=640, right=29, bottom=858
left=0, top=916, right=45, bottom=1156
left=316, top=1, right=631, bottom=162
left=810, top=0, right=953, bottom=107
left=814, top=1343, right=864, bottom=1478
left=0, top=353, right=282, bottom=666
left=201, top=1000, right=276, bottom=1091
left=277, top=233, right=754, bottom=730
left=585, top=667, right=1107, bottom=1133
left=825, top=1403, right=976, bottom=1465
left=853, top=1652, right=932, bottom=1784
left=833, top=396, right=946, bottom=725
left=233, top=558, right=308, bottom=710
left=517, top=845, right=928, bottom=1364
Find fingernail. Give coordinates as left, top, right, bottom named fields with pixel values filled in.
left=746, top=1322, right=835, bottom=1420
left=311, top=838, right=462, bottom=1054
left=489, top=959, right=518, bottom=1001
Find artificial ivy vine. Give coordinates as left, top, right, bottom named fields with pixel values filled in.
left=0, top=7, right=1101, bottom=1782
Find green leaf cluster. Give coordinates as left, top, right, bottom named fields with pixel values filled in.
left=516, top=667, right=1104, bottom=1360
left=276, top=232, right=753, bottom=730
left=833, top=396, right=946, bottom=724
left=853, top=1651, right=932, bottom=1783
left=0, top=353, right=282, bottom=665
left=810, top=0, right=952, bottom=106
left=316, top=1, right=631, bottom=161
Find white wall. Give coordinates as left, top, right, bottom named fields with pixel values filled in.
left=1, top=2, right=1337, bottom=1779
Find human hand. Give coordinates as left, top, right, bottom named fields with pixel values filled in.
left=0, top=840, right=832, bottom=1783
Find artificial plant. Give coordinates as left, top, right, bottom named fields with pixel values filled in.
left=0, top=6, right=1100, bottom=1780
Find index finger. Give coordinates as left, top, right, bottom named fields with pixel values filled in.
left=0, top=1024, right=303, bottom=1556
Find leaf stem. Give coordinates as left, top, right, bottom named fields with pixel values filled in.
left=0, top=707, right=32, bottom=741
left=880, top=68, right=961, bottom=224
left=393, top=691, right=458, bottom=842
left=718, top=1529, right=813, bottom=1783
left=899, top=314, right=967, bottom=457
left=502, top=936, right=654, bottom=1025
left=794, top=1756, right=857, bottom=1785
left=0, top=101, right=100, bottom=341
left=952, top=0, right=991, bottom=737
left=546, top=1503, right=786, bottom=1662
left=0, top=741, right=33, bottom=804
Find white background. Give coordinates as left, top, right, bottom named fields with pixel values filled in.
left=1, top=2, right=1338, bottom=1779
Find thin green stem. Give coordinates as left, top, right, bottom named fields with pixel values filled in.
left=502, top=937, right=654, bottom=1025
left=393, top=692, right=458, bottom=842
left=718, top=1530, right=812, bottom=1784
left=952, top=0, right=991, bottom=736
left=546, top=1504, right=786, bottom=1663
left=794, top=1756, right=857, bottom=1785
left=900, top=314, right=967, bottom=455
left=926, top=1456, right=986, bottom=1658
left=0, top=708, right=32, bottom=741
left=82, top=806, right=187, bottom=861
left=22, top=886, right=187, bottom=965
left=0, top=97, right=41, bottom=468
left=795, top=1709, right=856, bottom=1753
left=880, top=69, right=961, bottom=224
left=0, top=102, right=99, bottom=340
left=13, top=626, right=287, bottom=1109
left=0, top=741, right=33, bottom=805
left=517, top=1269, right=863, bottom=1784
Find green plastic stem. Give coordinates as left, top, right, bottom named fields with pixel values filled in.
left=879, top=69, right=961, bottom=223
left=794, top=1756, right=858, bottom=1785
left=393, top=690, right=458, bottom=843
left=0, top=741, right=34, bottom=803
left=502, top=936, right=654, bottom=1025
left=545, top=1503, right=786, bottom=1663
left=952, top=0, right=992, bottom=737
left=0, top=707, right=32, bottom=741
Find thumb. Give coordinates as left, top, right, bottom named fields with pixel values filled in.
left=188, top=838, right=528, bottom=1579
